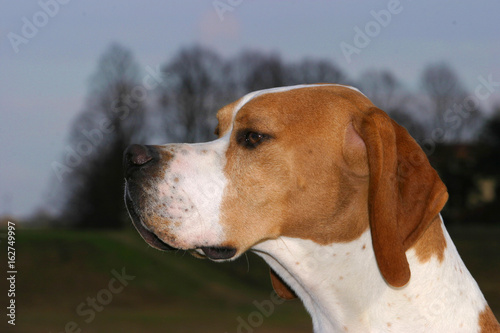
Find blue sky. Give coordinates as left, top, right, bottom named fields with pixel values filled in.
left=1, top=0, right=499, bottom=217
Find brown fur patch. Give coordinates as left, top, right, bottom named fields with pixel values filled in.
left=270, top=268, right=297, bottom=299
left=479, top=305, right=500, bottom=332
left=216, top=97, right=244, bottom=137
left=219, top=86, right=373, bottom=252
left=411, top=215, right=447, bottom=263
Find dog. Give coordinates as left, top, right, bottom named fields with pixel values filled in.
left=123, top=84, right=500, bottom=332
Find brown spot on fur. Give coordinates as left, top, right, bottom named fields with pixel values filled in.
left=479, top=305, right=500, bottom=332
left=411, top=215, right=447, bottom=263
left=270, top=268, right=297, bottom=300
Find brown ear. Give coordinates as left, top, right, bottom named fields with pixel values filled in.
left=269, top=268, right=297, bottom=300
left=356, top=108, right=448, bottom=287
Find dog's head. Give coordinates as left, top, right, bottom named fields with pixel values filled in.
left=124, top=84, right=447, bottom=288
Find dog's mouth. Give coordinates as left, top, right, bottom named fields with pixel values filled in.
left=124, top=190, right=176, bottom=251
left=198, top=246, right=237, bottom=260
left=124, top=186, right=237, bottom=260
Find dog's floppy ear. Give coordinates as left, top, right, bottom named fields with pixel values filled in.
left=355, top=108, right=448, bottom=287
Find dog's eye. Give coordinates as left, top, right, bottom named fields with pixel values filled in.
left=237, top=130, right=270, bottom=149
left=247, top=132, right=264, bottom=145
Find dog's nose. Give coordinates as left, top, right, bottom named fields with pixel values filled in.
left=123, top=144, right=156, bottom=178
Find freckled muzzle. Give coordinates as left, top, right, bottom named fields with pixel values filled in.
left=122, top=142, right=236, bottom=260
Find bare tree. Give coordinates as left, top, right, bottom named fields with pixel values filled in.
left=482, top=106, right=500, bottom=145
left=421, top=63, right=481, bottom=142
left=287, top=58, right=347, bottom=85
left=58, top=43, right=146, bottom=228
left=159, top=46, right=225, bottom=143
left=357, top=70, right=425, bottom=141
left=359, top=70, right=404, bottom=111
left=234, top=51, right=286, bottom=92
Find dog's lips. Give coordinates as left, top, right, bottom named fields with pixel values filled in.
left=200, top=246, right=237, bottom=260
left=124, top=188, right=176, bottom=251
left=125, top=186, right=238, bottom=260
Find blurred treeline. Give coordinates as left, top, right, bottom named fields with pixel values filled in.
left=44, top=43, right=500, bottom=229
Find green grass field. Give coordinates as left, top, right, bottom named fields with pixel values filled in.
left=1, top=225, right=499, bottom=333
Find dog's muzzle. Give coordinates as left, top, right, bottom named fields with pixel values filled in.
left=122, top=144, right=237, bottom=260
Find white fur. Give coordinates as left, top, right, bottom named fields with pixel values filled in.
left=253, top=218, right=488, bottom=333
left=151, top=137, right=229, bottom=248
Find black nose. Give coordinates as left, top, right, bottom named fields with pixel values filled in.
left=123, top=144, right=156, bottom=179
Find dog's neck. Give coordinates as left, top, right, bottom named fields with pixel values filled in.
left=252, top=221, right=489, bottom=332
left=253, top=230, right=383, bottom=332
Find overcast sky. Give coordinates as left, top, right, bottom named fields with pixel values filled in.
left=1, top=0, right=499, bottom=217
